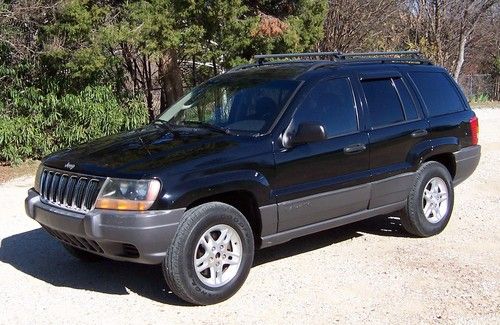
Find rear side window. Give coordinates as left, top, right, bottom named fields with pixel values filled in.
left=409, top=72, right=464, bottom=116
left=362, top=79, right=405, bottom=127
left=294, top=78, right=358, bottom=138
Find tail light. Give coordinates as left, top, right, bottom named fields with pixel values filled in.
left=470, top=116, right=479, bottom=145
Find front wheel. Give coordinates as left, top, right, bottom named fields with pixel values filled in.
left=163, top=202, right=254, bottom=305
left=400, top=161, right=454, bottom=237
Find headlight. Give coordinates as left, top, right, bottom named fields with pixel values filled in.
left=95, top=178, right=161, bottom=211
left=34, top=163, right=44, bottom=193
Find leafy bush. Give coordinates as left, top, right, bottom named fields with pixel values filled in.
left=0, top=85, right=148, bottom=164
left=469, top=93, right=490, bottom=103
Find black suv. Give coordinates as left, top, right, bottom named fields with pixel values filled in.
left=25, top=51, right=481, bottom=305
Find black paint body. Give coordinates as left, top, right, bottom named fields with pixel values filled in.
left=40, top=61, right=480, bottom=246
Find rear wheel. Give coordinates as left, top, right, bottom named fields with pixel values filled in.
left=163, top=202, right=254, bottom=305
left=400, top=161, right=454, bottom=237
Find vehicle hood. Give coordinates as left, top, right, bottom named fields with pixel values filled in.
left=42, top=125, right=248, bottom=178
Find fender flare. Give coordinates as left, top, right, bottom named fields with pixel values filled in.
left=163, top=169, right=272, bottom=209
left=409, top=137, right=460, bottom=167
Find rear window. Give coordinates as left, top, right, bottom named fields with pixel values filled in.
left=409, top=72, right=464, bottom=116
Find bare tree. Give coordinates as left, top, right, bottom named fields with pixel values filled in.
left=402, top=0, right=497, bottom=79
left=119, top=44, right=184, bottom=121
left=452, top=0, right=497, bottom=79
left=321, top=0, right=400, bottom=52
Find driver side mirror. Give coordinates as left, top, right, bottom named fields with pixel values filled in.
left=283, top=122, right=326, bottom=148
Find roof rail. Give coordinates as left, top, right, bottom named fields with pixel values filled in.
left=254, top=50, right=429, bottom=65
left=338, top=50, right=422, bottom=59
left=254, top=52, right=342, bottom=64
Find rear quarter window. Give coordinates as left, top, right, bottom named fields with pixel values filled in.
left=409, top=72, right=464, bottom=117
left=393, top=78, right=419, bottom=120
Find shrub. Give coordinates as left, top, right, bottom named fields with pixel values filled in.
left=0, top=85, right=148, bottom=164
left=469, top=93, right=490, bottom=103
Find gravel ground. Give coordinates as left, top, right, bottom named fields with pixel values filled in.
left=0, top=109, right=499, bottom=324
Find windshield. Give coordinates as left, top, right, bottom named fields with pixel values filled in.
left=158, top=77, right=299, bottom=134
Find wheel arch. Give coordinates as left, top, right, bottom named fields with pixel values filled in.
left=163, top=170, right=274, bottom=247
left=186, top=190, right=263, bottom=247
left=411, top=139, right=459, bottom=180
left=424, top=152, right=456, bottom=179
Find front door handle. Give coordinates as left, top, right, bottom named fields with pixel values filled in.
left=411, top=129, right=428, bottom=138
left=344, top=143, right=367, bottom=154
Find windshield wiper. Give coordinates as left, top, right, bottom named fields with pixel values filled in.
left=151, top=119, right=175, bottom=131
left=180, top=121, right=231, bottom=134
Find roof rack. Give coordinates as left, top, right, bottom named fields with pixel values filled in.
left=337, top=50, right=421, bottom=59
left=254, top=52, right=342, bottom=64
left=253, top=50, right=430, bottom=65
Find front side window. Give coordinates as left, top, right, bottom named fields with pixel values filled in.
left=362, top=78, right=405, bottom=127
left=291, top=78, right=358, bottom=138
left=158, top=77, right=300, bottom=134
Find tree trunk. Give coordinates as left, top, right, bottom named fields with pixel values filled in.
left=158, top=49, right=183, bottom=114
left=192, top=56, right=197, bottom=87
left=143, top=55, right=155, bottom=122
left=453, top=32, right=468, bottom=80
left=432, top=0, right=443, bottom=65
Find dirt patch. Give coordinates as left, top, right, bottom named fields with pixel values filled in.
left=0, top=160, right=39, bottom=184
left=470, top=101, right=500, bottom=109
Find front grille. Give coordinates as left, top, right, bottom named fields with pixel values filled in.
left=42, top=225, right=104, bottom=253
left=39, top=168, right=103, bottom=211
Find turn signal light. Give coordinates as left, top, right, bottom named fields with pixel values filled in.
left=95, top=198, right=151, bottom=211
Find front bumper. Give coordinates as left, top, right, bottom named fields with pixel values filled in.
left=453, top=145, right=481, bottom=186
left=25, top=188, right=185, bottom=264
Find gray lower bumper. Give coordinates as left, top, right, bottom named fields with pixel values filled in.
left=453, top=145, right=481, bottom=186
left=25, top=188, right=185, bottom=264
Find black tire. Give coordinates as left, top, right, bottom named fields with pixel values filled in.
left=400, top=161, right=454, bottom=237
left=163, top=202, right=254, bottom=305
left=62, top=243, right=104, bottom=262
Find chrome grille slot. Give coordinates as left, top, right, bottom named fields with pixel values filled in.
left=83, top=179, right=100, bottom=210
left=50, top=172, right=60, bottom=201
left=39, top=168, right=103, bottom=212
left=64, top=176, right=77, bottom=206
left=43, top=171, right=53, bottom=199
left=72, top=178, right=88, bottom=208
left=40, top=170, right=46, bottom=198
left=56, top=175, right=68, bottom=204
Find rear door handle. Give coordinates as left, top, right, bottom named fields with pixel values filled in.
left=344, top=143, right=367, bottom=154
left=411, top=129, right=428, bottom=138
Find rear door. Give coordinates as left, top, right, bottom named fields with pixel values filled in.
left=358, top=71, right=428, bottom=209
left=273, top=76, right=371, bottom=231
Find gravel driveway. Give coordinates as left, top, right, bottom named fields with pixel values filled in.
left=1, top=109, right=499, bottom=324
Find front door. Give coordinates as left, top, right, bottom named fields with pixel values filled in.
left=273, top=77, right=370, bottom=232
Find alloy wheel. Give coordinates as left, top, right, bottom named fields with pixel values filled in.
left=193, top=224, right=242, bottom=288
left=422, top=177, right=449, bottom=224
